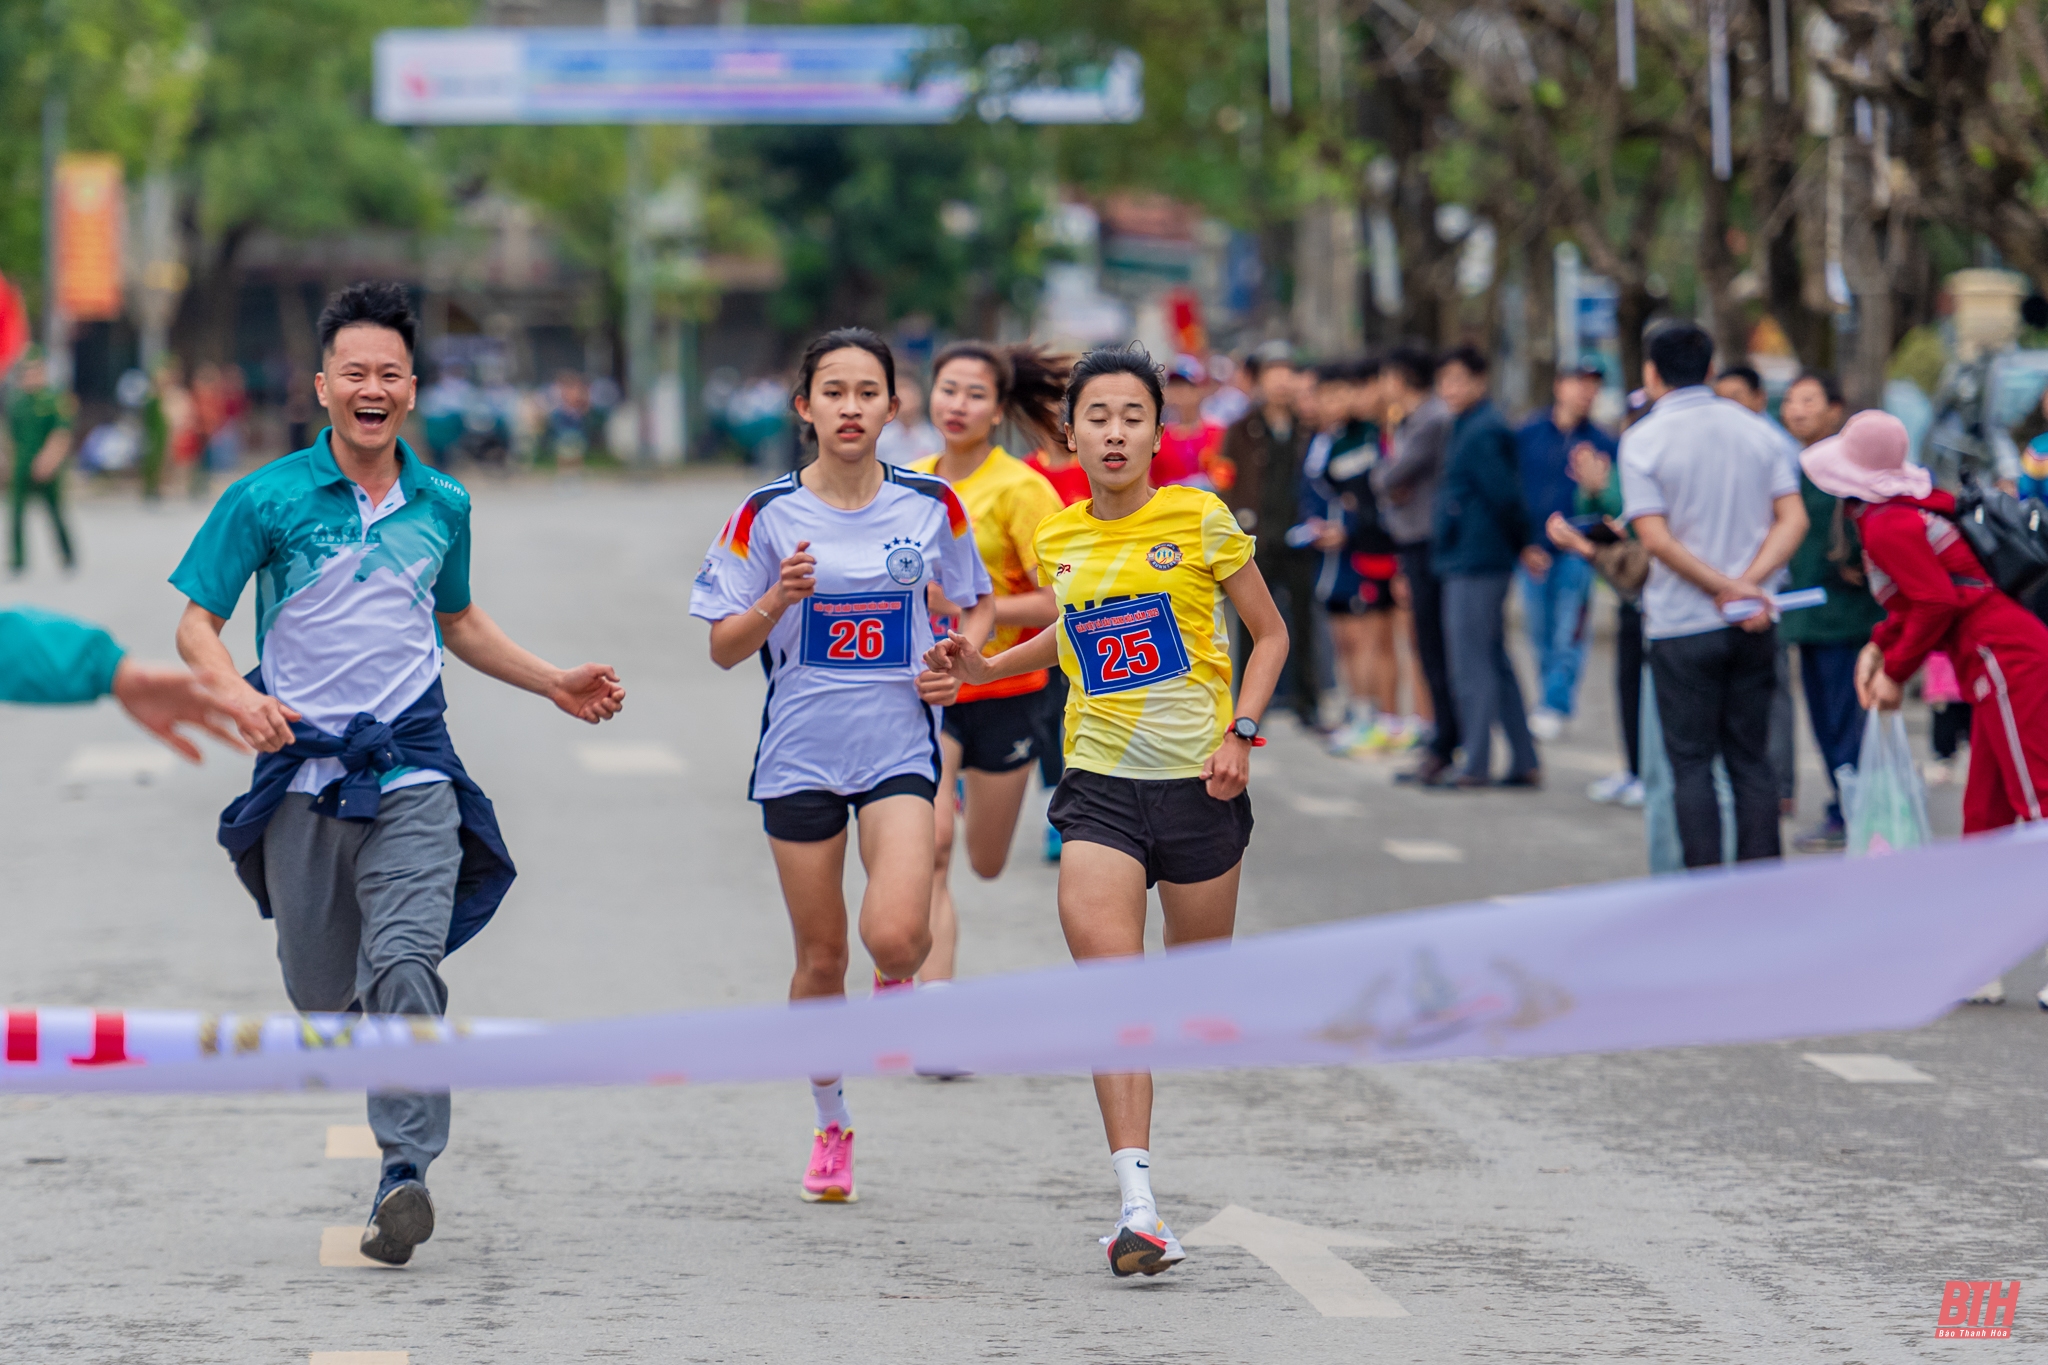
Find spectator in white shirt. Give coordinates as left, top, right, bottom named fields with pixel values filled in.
left=1620, top=322, right=1808, bottom=868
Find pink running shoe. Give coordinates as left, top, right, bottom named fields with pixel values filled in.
left=873, top=970, right=915, bottom=997
left=801, top=1123, right=857, bottom=1203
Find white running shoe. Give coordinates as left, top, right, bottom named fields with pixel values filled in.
left=1618, top=777, right=1646, bottom=808
left=1529, top=708, right=1567, bottom=742
left=1587, top=771, right=1634, bottom=804
left=1966, top=979, right=2007, bottom=1006
left=1102, top=1205, right=1186, bottom=1277
left=2038, top=983, right=2048, bottom=1012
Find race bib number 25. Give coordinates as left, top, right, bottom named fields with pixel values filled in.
left=800, top=592, right=914, bottom=670
left=1062, top=592, right=1193, bottom=696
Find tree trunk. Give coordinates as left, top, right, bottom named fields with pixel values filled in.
left=1699, top=169, right=1747, bottom=366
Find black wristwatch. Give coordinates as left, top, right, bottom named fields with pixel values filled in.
left=1227, top=716, right=1263, bottom=745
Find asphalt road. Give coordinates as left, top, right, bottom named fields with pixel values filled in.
left=3, top=471, right=2045, bottom=1363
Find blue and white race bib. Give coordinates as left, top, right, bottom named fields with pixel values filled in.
left=800, top=592, right=914, bottom=670
left=1062, top=593, right=1193, bottom=697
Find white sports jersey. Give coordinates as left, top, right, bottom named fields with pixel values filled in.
left=690, top=466, right=991, bottom=800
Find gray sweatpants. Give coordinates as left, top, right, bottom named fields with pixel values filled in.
left=264, top=783, right=460, bottom=1177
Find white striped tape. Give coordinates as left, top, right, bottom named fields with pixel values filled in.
left=5, top=822, right=2045, bottom=1096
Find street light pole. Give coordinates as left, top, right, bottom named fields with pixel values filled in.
left=41, top=0, right=68, bottom=392
left=1266, top=0, right=1292, bottom=115
left=610, top=0, right=653, bottom=467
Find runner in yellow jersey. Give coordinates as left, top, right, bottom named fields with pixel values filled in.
left=910, top=342, right=1070, bottom=985
left=925, top=343, right=1289, bottom=1277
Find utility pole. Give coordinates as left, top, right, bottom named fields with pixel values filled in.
left=41, top=0, right=68, bottom=392
left=611, top=0, right=653, bottom=466
left=1266, top=0, right=1292, bottom=115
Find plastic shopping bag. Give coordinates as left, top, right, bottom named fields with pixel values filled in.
left=1838, top=708, right=1933, bottom=856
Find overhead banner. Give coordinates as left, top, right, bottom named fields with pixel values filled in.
left=55, top=154, right=124, bottom=323
left=7, top=824, right=2048, bottom=1097
left=374, top=27, right=1139, bottom=126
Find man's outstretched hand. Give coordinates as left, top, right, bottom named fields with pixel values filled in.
left=110, top=660, right=251, bottom=763
left=550, top=663, right=626, bottom=724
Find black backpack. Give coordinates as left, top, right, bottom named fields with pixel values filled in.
left=1951, top=477, right=2048, bottom=599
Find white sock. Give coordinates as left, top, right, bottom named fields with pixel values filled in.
left=1112, top=1147, right=1155, bottom=1216
left=811, top=1079, right=851, bottom=1132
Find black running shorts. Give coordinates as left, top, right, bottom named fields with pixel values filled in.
left=760, top=772, right=939, bottom=842
left=1326, top=573, right=1397, bottom=615
left=1047, top=768, right=1253, bottom=888
left=941, top=689, right=1044, bottom=773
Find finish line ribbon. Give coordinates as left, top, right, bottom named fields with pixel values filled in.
left=6, top=824, right=2047, bottom=1096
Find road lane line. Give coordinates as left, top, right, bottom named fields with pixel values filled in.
left=1289, top=794, right=1364, bottom=817
left=1801, top=1053, right=1936, bottom=1083
left=1183, top=1204, right=1407, bottom=1317
left=576, top=743, right=686, bottom=775
left=325, top=1125, right=379, bottom=1159
left=1382, top=838, right=1464, bottom=864
left=59, top=744, right=177, bottom=784
left=319, top=1227, right=400, bottom=1269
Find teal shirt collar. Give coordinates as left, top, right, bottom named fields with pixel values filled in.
left=307, top=427, right=431, bottom=501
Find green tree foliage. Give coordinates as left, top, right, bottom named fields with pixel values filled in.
left=0, top=0, right=196, bottom=308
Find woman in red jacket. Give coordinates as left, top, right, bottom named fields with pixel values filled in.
left=1804, top=410, right=2048, bottom=1005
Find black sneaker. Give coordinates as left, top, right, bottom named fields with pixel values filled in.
left=1395, top=754, right=1453, bottom=787
left=359, top=1163, right=435, bottom=1266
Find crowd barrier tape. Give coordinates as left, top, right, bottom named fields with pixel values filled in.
left=5, top=821, right=2047, bottom=1098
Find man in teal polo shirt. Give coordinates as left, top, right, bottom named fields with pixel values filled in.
left=171, top=282, right=626, bottom=1265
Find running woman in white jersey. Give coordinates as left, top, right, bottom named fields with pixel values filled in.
left=926, top=343, right=1288, bottom=1275
left=910, top=343, right=1070, bottom=984
left=690, top=328, right=992, bottom=1203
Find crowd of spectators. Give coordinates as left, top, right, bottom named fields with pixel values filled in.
left=1154, top=318, right=2048, bottom=894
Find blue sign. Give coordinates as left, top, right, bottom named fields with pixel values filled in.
left=376, top=27, right=1140, bottom=126
left=800, top=592, right=914, bottom=671
left=1575, top=277, right=1619, bottom=343
left=1062, top=593, right=1193, bottom=697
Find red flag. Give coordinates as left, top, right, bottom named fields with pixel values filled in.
left=0, top=272, right=28, bottom=375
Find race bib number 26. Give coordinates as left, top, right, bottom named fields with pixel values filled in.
left=800, top=592, right=914, bottom=670
left=1062, top=592, right=1193, bottom=696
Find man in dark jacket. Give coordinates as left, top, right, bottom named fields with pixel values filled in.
left=1373, top=347, right=1459, bottom=781
left=1224, top=346, right=1318, bottom=725
left=1432, top=345, right=1541, bottom=788
left=1515, top=360, right=1617, bottom=738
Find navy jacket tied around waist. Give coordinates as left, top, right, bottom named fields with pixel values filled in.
left=216, top=672, right=515, bottom=954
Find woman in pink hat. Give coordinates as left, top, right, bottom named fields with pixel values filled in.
left=1803, top=410, right=2048, bottom=850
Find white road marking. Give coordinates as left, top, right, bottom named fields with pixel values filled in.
left=310, top=1355, right=408, bottom=1365
left=1383, top=838, right=1464, bottom=864
left=2019, top=1158, right=2048, bottom=1171
left=319, top=1227, right=399, bottom=1269
left=325, top=1125, right=379, bottom=1159
left=1183, top=1204, right=1408, bottom=1318
left=1801, top=1053, right=1936, bottom=1084
left=576, top=742, right=686, bottom=776
left=1289, top=794, right=1364, bottom=818
left=60, top=744, right=176, bottom=783
left=1539, top=747, right=1620, bottom=776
